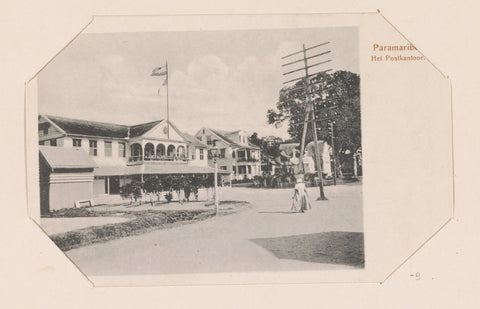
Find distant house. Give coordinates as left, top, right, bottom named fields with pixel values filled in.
left=263, top=135, right=283, bottom=146
left=38, top=114, right=217, bottom=213
left=194, top=128, right=261, bottom=180
left=277, top=141, right=332, bottom=176
left=305, top=140, right=333, bottom=177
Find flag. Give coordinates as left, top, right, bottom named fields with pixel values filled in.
left=162, top=75, right=168, bottom=86
left=151, top=66, right=167, bottom=76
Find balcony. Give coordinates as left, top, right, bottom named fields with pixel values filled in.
left=127, top=155, right=189, bottom=165
left=237, top=157, right=260, bottom=163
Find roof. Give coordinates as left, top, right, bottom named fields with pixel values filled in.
left=129, top=120, right=164, bottom=137
left=181, top=132, right=208, bottom=148
left=94, top=164, right=229, bottom=176
left=41, top=115, right=164, bottom=139
left=39, top=146, right=97, bottom=169
left=43, top=115, right=128, bottom=138
left=208, top=128, right=241, bottom=147
left=279, top=143, right=300, bottom=157
left=207, top=128, right=260, bottom=149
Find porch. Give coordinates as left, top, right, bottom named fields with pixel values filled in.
left=127, top=155, right=189, bottom=165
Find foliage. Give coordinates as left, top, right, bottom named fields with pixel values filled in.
left=164, top=192, right=173, bottom=202
left=189, top=175, right=203, bottom=201
left=143, top=175, right=162, bottom=194
left=120, top=180, right=143, bottom=203
left=143, top=175, right=163, bottom=203
left=49, top=207, right=97, bottom=217
left=249, top=132, right=263, bottom=147
left=267, top=70, right=361, bottom=159
left=50, top=210, right=215, bottom=251
left=118, top=174, right=220, bottom=205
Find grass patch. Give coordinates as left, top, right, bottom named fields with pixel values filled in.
left=51, top=210, right=213, bottom=251
left=50, top=202, right=250, bottom=251
left=49, top=207, right=98, bottom=218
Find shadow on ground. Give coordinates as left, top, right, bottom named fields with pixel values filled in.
left=250, top=231, right=364, bottom=268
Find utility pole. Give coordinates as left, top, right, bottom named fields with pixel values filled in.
left=214, top=155, right=219, bottom=215
left=328, top=120, right=337, bottom=186
left=302, top=44, right=326, bottom=200
left=281, top=42, right=332, bottom=200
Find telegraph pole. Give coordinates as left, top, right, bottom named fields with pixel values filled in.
left=301, top=44, right=326, bottom=200
left=281, top=42, right=332, bottom=200
left=329, top=121, right=337, bottom=186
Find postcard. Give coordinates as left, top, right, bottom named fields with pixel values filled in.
left=24, top=13, right=453, bottom=286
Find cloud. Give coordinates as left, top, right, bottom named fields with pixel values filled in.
left=162, top=52, right=288, bottom=137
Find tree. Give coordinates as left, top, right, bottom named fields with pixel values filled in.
left=267, top=70, right=361, bottom=167
left=143, top=175, right=163, bottom=205
left=120, top=180, right=143, bottom=205
left=161, top=175, right=174, bottom=203
left=190, top=175, right=202, bottom=201
left=249, top=132, right=262, bottom=147
left=171, top=176, right=185, bottom=204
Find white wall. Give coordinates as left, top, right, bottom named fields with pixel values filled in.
left=189, top=147, right=208, bottom=167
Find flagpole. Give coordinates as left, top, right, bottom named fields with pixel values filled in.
left=166, top=61, right=169, bottom=139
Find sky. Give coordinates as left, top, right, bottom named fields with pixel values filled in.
left=38, top=27, right=358, bottom=139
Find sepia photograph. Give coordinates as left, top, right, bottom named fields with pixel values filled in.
left=33, top=26, right=363, bottom=278
left=1, top=0, right=471, bottom=305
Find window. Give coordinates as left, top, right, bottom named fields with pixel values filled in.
left=232, top=150, right=236, bottom=158
left=248, top=166, right=252, bottom=174
left=104, top=141, right=112, bottom=157
left=39, top=141, right=45, bottom=145
left=238, top=166, right=246, bottom=174
left=89, top=140, right=97, bottom=156
left=43, top=127, right=48, bottom=135
left=206, top=136, right=212, bottom=145
left=220, top=166, right=227, bottom=170
left=191, top=150, right=196, bottom=160
left=220, top=148, right=226, bottom=158
left=200, top=149, right=204, bottom=160
left=50, top=139, right=57, bottom=146
left=73, top=139, right=82, bottom=147
left=118, top=142, right=126, bottom=157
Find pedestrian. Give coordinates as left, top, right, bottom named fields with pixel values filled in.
left=292, top=175, right=312, bottom=213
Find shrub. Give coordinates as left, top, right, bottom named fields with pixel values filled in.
left=50, top=209, right=215, bottom=251
left=164, top=192, right=173, bottom=202
left=120, top=180, right=143, bottom=204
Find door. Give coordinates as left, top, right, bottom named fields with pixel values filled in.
left=109, top=176, right=120, bottom=194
